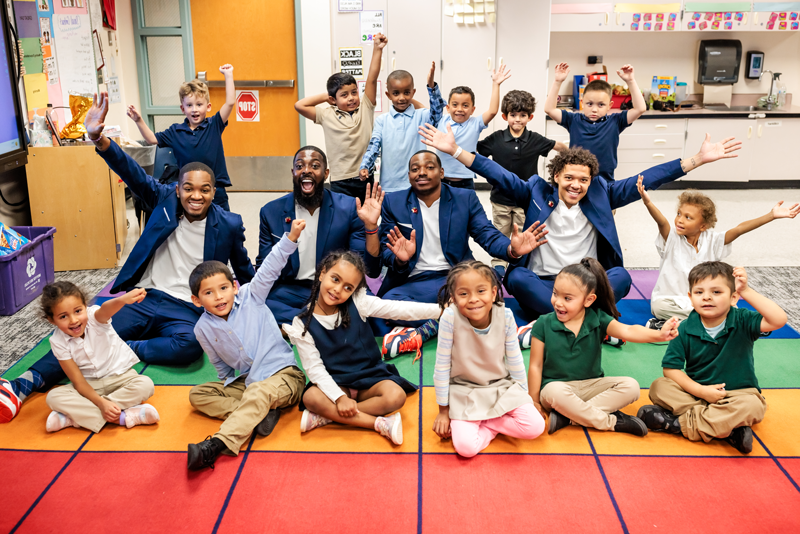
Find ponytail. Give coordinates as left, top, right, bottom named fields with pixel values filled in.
left=558, top=258, right=619, bottom=319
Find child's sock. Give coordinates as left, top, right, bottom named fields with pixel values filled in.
left=46, top=411, right=79, bottom=432
left=122, top=404, right=160, bottom=428
left=374, top=413, right=403, bottom=445
left=415, top=319, right=439, bottom=343
left=8, top=370, right=45, bottom=402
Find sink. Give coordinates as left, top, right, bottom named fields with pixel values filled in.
left=704, top=104, right=773, bottom=112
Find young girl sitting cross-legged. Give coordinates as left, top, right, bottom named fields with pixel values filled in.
left=432, top=260, right=545, bottom=458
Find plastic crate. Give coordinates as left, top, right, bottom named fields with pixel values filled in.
left=0, top=226, right=57, bottom=316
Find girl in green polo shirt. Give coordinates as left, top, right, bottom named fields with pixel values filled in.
left=527, top=258, right=680, bottom=436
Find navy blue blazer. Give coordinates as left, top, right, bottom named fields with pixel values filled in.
left=469, top=154, right=685, bottom=272
left=98, top=142, right=255, bottom=294
left=256, top=189, right=380, bottom=279
left=378, top=183, right=516, bottom=296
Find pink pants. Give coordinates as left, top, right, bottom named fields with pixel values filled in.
left=450, top=403, right=545, bottom=458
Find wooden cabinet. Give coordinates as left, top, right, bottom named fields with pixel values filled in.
left=748, top=118, right=800, bottom=180
left=26, top=146, right=128, bottom=271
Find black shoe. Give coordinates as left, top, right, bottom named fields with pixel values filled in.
left=612, top=411, right=648, bottom=437
left=726, top=426, right=753, bottom=454
left=646, top=318, right=666, bottom=330
left=255, top=409, right=281, bottom=437
left=637, top=405, right=682, bottom=434
left=548, top=410, right=571, bottom=435
left=603, top=335, right=626, bottom=347
left=187, top=436, right=225, bottom=471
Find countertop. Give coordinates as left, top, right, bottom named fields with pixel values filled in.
left=548, top=106, right=800, bottom=120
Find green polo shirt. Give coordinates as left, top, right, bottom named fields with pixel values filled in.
left=532, top=307, right=615, bottom=389
left=661, top=307, right=763, bottom=392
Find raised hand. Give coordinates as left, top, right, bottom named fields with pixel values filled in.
left=121, top=288, right=147, bottom=306
left=288, top=219, right=306, bottom=242
left=733, top=266, right=748, bottom=295
left=373, top=32, right=388, bottom=50
left=698, top=133, right=742, bottom=164
left=85, top=92, right=109, bottom=140
left=636, top=175, right=652, bottom=203
left=509, top=221, right=548, bottom=258
left=554, top=62, right=570, bottom=83
left=659, top=317, right=680, bottom=341
left=355, top=182, right=384, bottom=229
left=491, top=63, right=512, bottom=86
left=427, top=61, right=436, bottom=88
left=771, top=201, right=800, bottom=220
left=419, top=123, right=457, bottom=155
left=387, top=227, right=416, bottom=263
left=617, top=64, right=635, bottom=83
left=126, top=105, right=142, bottom=122
left=219, top=63, right=234, bottom=76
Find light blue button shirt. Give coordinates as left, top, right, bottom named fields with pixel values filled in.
left=436, top=114, right=488, bottom=179
left=194, top=234, right=299, bottom=387
left=360, top=84, right=445, bottom=192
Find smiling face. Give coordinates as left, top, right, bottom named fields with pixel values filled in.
left=292, top=149, right=328, bottom=210
left=408, top=152, right=443, bottom=197
left=581, top=90, right=611, bottom=121
left=315, top=260, right=364, bottom=314
left=49, top=295, right=88, bottom=338
left=330, top=83, right=360, bottom=112
left=551, top=274, right=596, bottom=324
left=452, top=269, right=498, bottom=329
left=191, top=273, right=238, bottom=319
left=447, top=93, right=476, bottom=124
left=675, top=203, right=708, bottom=238
left=180, top=93, right=212, bottom=128
left=553, top=164, right=592, bottom=207
left=386, top=76, right=416, bottom=112
left=503, top=111, right=533, bottom=136
left=176, top=170, right=215, bottom=222
left=689, top=275, right=737, bottom=326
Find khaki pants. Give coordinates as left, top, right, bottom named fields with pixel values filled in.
left=539, top=376, right=640, bottom=431
left=189, top=366, right=305, bottom=455
left=490, top=202, right=525, bottom=269
left=651, top=297, right=693, bottom=321
left=649, top=377, right=767, bottom=442
left=46, top=369, right=155, bottom=433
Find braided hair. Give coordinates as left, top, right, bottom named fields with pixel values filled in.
left=296, top=250, right=368, bottom=336
left=437, top=260, right=504, bottom=310
left=557, top=258, right=620, bottom=319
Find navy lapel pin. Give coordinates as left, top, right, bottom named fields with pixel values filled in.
left=412, top=208, right=418, bottom=214
left=285, top=217, right=292, bottom=223
left=548, top=201, right=554, bottom=207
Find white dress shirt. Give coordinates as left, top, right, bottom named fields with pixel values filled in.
left=410, top=198, right=451, bottom=277
left=528, top=201, right=597, bottom=276
left=294, top=204, right=320, bottom=281
left=138, top=216, right=206, bottom=302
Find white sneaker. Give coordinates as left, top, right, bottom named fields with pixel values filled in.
left=123, top=404, right=160, bottom=428
left=517, top=320, right=536, bottom=349
left=300, top=410, right=332, bottom=433
left=375, top=413, right=403, bottom=445
left=46, top=411, right=78, bottom=432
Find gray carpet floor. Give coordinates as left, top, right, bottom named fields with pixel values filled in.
left=0, top=266, right=797, bottom=376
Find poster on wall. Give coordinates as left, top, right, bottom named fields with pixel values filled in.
left=339, top=47, right=363, bottom=78
left=360, top=10, right=384, bottom=43
left=339, top=0, right=362, bottom=12
left=53, top=13, right=98, bottom=122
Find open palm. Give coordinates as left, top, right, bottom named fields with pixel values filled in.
left=387, top=227, right=416, bottom=263
left=509, top=221, right=548, bottom=257
left=772, top=201, right=800, bottom=219
left=85, top=92, right=109, bottom=139
left=356, top=183, right=384, bottom=228
left=698, top=133, right=741, bottom=164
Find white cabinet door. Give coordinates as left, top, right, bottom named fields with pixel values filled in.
left=551, top=0, right=613, bottom=32
left=750, top=119, right=800, bottom=180
left=684, top=119, right=754, bottom=182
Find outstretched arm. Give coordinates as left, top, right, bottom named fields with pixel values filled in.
left=249, top=222, right=303, bottom=302
left=126, top=105, right=158, bottom=145
left=734, top=267, right=787, bottom=332
left=482, top=64, right=511, bottom=126
left=544, top=62, right=570, bottom=124
left=606, top=317, right=680, bottom=344
left=364, top=33, right=387, bottom=106
left=725, top=201, right=800, bottom=244
left=218, top=64, right=236, bottom=123
left=637, top=175, right=670, bottom=241
left=94, top=289, right=147, bottom=324
left=617, top=65, right=646, bottom=123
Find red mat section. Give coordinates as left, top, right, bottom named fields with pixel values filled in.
left=216, top=452, right=418, bottom=533
left=776, top=458, right=800, bottom=489
left=422, top=454, right=623, bottom=534
left=15, top=452, right=244, bottom=533
left=601, top=456, right=800, bottom=533
left=1, top=451, right=72, bottom=533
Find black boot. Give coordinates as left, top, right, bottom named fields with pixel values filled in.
left=187, top=436, right=228, bottom=470
left=255, top=409, right=281, bottom=437
left=548, top=410, right=571, bottom=435
left=612, top=411, right=648, bottom=436
left=637, top=405, right=682, bottom=434
left=725, top=426, right=753, bottom=454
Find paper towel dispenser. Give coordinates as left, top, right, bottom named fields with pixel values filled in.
left=697, top=40, right=742, bottom=85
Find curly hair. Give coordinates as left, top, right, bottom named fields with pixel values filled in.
left=296, top=250, right=368, bottom=336
left=437, top=260, right=504, bottom=310
left=501, top=90, right=536, bottom=115
left=41, top=281, right=87, bottom=320
left=677, top=190, right=718, bottom=228
left=546, top=147, right=599, bottom=183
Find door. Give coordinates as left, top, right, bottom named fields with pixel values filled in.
left=750, top=118, right=800, bottom=180
left=684, top=118, right=753, bottom=182
left=190, top=0, right=299, bottom=191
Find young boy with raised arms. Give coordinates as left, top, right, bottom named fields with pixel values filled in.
left=359, top=62, right=445, bottom=193
left=638, top=262, right=787, bottom=454
left=544, top=63, right=646, bottom=183
left=127, top=64, right=237, bottom=210
left=295, top=33, right=387, bottom=203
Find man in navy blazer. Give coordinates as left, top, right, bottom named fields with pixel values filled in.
left=256, top=146, right=380, bottom=324
left=420, top=123, right=741, bottom=319
left=10, top=92, right=255, bottom=402
left=374, top=150, right=547, bottom=339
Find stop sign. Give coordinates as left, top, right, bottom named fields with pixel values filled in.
left=236, top=90, right=260, bottom=122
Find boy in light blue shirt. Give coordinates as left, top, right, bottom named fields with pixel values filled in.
left=185, top=220, right=307, bottom=471
left=435, top=64, right=512, bottom=189
left=359, top=62, right=445, bottom=192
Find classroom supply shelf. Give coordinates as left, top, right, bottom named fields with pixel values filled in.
left=25, top=146, right=128, bottom=271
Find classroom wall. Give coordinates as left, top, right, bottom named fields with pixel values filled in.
left=108, top=0, right=140, bottom=140
left=298, top=0, right=332, bottom=150
left=549, top=30, right=800, bottom=97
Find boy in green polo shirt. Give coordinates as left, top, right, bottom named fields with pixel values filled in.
left=638, top=262, right=788, bottom=454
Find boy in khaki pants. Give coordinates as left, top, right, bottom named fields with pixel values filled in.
left=638, top=262, right=787, bottom=454
left=185, top=220, right=307, bottom=470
